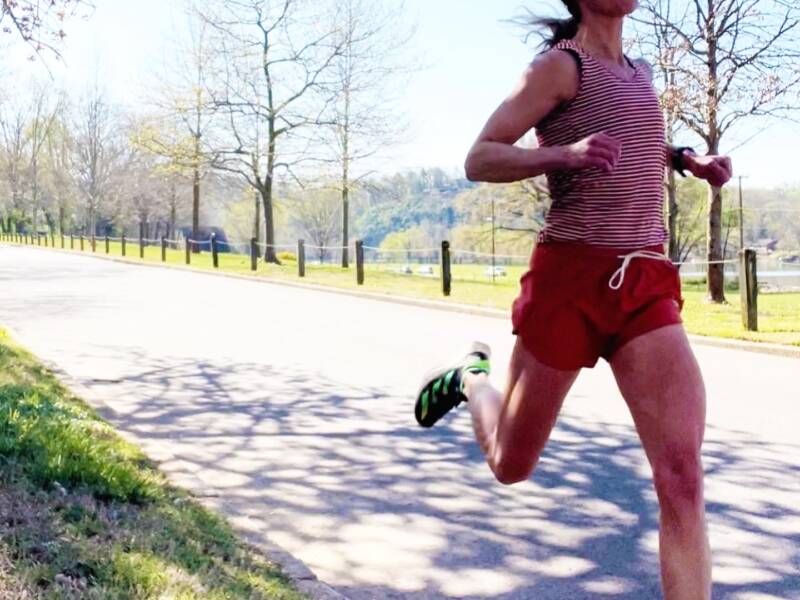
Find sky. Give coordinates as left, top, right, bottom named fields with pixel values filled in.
left=4, top=0, right=800, bottom=189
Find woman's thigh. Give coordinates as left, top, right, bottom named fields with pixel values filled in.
left=492, top=339, right=581, bottom=470
left=610, top=324, right=706, bottom=472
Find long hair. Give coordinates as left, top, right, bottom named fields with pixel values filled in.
left=520, top=1, right=582, bottom=50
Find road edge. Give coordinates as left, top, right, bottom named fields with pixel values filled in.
left=1, top=322, right=351, bottom=600
left=5, top=243, right=800, bottom=361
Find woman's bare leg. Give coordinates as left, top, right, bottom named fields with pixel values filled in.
left=611, top=324, right=711, bottom=600
left=463, top=339, right=580, bottom=485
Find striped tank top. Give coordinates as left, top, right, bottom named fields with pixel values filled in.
left=536, top=39, right=667, bottom=248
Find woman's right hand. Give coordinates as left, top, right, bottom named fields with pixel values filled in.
left=562, top=133, right=622, bottom=173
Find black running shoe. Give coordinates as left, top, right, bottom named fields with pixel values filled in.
left=414, top=342, right=491, bottom=428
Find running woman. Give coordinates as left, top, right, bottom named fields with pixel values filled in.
left=414, top=2, right=732, bottom=599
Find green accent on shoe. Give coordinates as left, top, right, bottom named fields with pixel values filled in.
left=465, top=358, right=491, bottom=375
left=420, top=389, right=430, bottom=421
left=443, top=369, right=456, bottom=391
left=432, top=378, right=443, bottom=398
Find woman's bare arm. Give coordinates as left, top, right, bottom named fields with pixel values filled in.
left=465, top=50, right=622, bottom=183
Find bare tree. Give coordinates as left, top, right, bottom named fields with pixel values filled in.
left=44, top=112, right=77, bottom=234
left=136, top=7, right=216, bottom=251
left=324, top=0, right=413, bottom=267
left=199, top=0, right=343, bottom=263
left=72, top=82, right=123, bottom=236
left=25, top=82, right=65, bottom=234
left=289, top=186, right=341, bottom=263
left=0, top=93, right=30, bottom=231
left=634, top=0, right=800, bottom=302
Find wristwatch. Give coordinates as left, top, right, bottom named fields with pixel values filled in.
left=671, top=146, right=696, bottom=178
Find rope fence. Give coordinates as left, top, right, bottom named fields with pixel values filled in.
left=3, top=230, right=798, bottom=332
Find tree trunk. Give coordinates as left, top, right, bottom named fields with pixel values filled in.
left=263, top=128, right=279, bottom=264
left=169, top=182, right=177, bottom=243
left=705, top=6, right=725, bottom=303
left=253, top=191, right=261, bottom=243
left=261, top=182, right=279, bottom=264
left=192, top=164, right=200, bottom=253
left=707, top=183, right=725, bottom=302
left=89, top=202, right=96, bottom=238
left=666, top=168, right=679, bottom=264
left=341, top=182, right=350, bottom=268
left=170, top=202, right=177, bottom=243
left=341, top=86, right=351, bottom=268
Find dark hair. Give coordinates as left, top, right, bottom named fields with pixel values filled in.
left=520, top=1, right=582, bottom=50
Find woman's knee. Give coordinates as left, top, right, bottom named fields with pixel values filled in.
left=653, top=448, right=704, bottom=512
left=490, top=450, right=539, bottom=486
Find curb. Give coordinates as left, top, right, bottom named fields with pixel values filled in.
left=1, top=322, right=350, bottom=600
left=4, top=243, right=800, bottom=361
left=685, top=334, right=800, bottom=359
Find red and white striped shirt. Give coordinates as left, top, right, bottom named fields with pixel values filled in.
left=536, top=39, right=668, bottom=248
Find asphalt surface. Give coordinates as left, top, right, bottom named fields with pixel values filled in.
left=2, top=245, right=798, bottom=600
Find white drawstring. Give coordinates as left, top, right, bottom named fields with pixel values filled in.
left=609, top=251, right=671, bottom=290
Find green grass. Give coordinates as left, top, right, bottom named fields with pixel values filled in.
left=0, top=329, right=305, bottom=599
left=7, top=236, right=800, bottom=347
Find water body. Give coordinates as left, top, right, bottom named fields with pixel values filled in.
left=680, top=259, right=800, bottom=291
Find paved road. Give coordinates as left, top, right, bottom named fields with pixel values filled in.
left=2, top=245, right=798, bottom=600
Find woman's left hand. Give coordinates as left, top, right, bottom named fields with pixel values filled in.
left=686, top=154, right=734, bottom=187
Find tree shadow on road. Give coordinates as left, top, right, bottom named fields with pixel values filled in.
left=75, top=347, right=799, bottom=600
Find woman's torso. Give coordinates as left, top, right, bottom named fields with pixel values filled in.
left=535, top=39, right=668, bottom=249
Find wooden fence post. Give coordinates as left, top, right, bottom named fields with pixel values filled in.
left=43, top=234, right=48, bottom=247
left=739, top=248, right=758, bottom=332
left=60, top=233, right=64, bottom=249
left=250, top=238, right=258, bottom=271
left=298, top=240, right=306, bottom=278
left=91, top=235, right=96, bottom=252
left=105, top=235, right=110, bottom=254
left=185, top=239, right=191, bottom=265
left=122, top=235, right=127, bottom=257
left=80, top=235, right=84, bottom=251
left=441, top=240, right=452, bottom=297
left=50, top=232, right=55, bottom=247
left=211, top=233, right=219, bottom=268
left=356, top=240, right=365, bottom=285
left=70, top=234, right=74, bottom=249
left=37, top=233, right=42, bottom=246
left=139, top=226, right=144, bottom=259
left=161, top=237, right=167, bottom=262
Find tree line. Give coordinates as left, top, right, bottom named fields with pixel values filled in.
left=2, top=0, right=799, bottom=303
left=0, top=0, right=411, bottom=264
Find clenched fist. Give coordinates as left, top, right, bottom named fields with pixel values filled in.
left=563, top=133, right=623, bottom=173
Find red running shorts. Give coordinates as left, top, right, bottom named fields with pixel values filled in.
left=511, top=241, right=685, bottom=371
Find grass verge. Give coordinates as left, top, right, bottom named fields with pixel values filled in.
left=6, top=237, right=800, bottom=347
left=0, top=328, right=304, bottom=600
